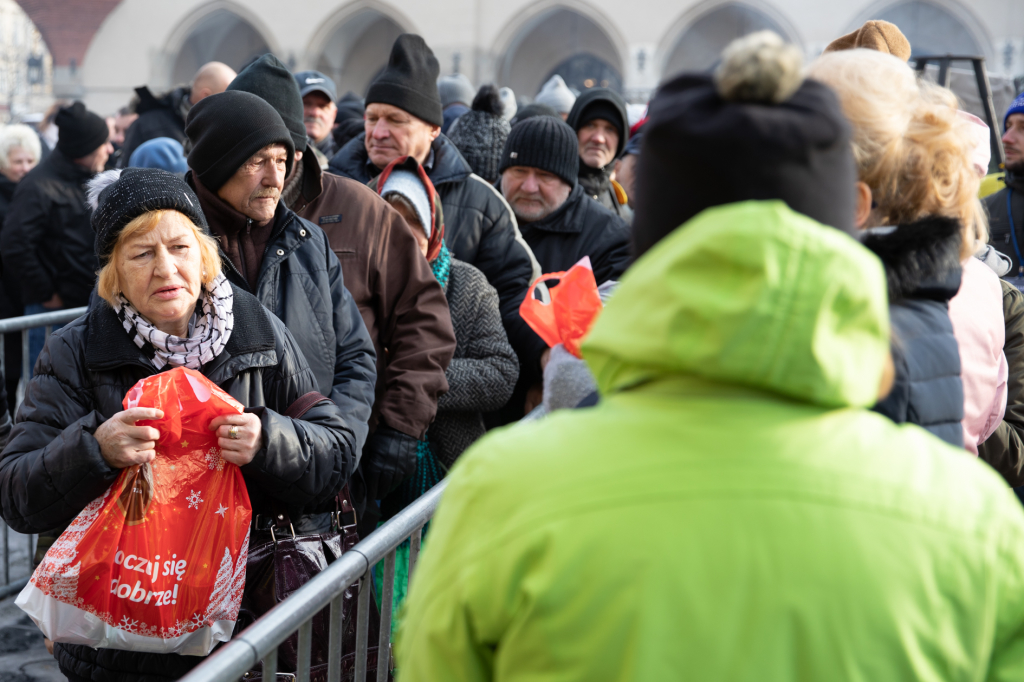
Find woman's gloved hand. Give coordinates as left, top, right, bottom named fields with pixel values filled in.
left=362, top=425, right=419, bottom=501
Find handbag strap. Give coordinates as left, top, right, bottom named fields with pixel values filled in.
left=272, top=391, right=356, bottom=530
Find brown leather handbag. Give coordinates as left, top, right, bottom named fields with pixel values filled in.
left=237, top=392, right=388, bottom=682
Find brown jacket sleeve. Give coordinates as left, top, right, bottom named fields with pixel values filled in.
left=295, top=171, right=456, bottom=439
left=978, top=279, right=1024, bottom=485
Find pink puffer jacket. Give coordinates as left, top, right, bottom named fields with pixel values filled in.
left=948, top=257, right=1008, bottom=454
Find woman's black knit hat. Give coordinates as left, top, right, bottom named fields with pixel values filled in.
left=88, top=168, right=209, bottom=266
left=498, top=115, right=579, bottom=187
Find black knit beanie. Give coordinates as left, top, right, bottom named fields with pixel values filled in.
left=566, top=88, right=629, bottom=157
left=88, top=168, right=209, bottom=266
left=448, top=85, right=512, bottom=183
left=55, top=101, right=109, bottom=160
left=631, top=32, right=857, bottom=258
left=366, top=34, right=443, bottom=127
left=228, top=53, right=308, bottom=151
left=498, top=115, right=578, bottom=187
left=185, top=90, right=295, bottom=192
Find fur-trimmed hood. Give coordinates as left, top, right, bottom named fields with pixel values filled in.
left=860, top=215, right=963, bottom=303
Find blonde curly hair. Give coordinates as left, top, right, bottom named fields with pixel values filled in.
left=807, top=48, right=986, bottom=256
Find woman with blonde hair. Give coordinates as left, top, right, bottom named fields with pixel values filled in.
left=0, top=168, right=359, bottom=682
left=808, top=49, right=1006, bottom=452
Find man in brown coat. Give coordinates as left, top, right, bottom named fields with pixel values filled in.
left=228, top=55, right=456, bottom=510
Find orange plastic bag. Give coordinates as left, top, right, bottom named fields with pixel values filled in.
left=17, top=367, right=252, bottom=654
left=520, top=256, right=604, bottom=358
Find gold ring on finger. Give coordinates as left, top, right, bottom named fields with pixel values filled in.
left=229, top=425, right=239, bottom=440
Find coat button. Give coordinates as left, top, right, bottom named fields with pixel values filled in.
left=277, top=249, right=285, bottom=256
left=299, top=229, right=306, bottom=237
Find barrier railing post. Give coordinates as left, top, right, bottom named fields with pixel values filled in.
left=296, top=620, right=312, bottom=682
left=354, top=567, right=371, bottom=681
left=327, top=593, right=343, bottom=682
left=377, top=549, right=396, bottom=682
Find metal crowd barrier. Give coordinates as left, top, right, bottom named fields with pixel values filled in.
left=181, top=480, right=448, bottom=682
left=0, top=306, right=89, bottom=600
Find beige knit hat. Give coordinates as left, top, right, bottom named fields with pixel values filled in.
left=823, top=20, right=911, bottom=62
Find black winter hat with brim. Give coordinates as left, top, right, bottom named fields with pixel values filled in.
left=185, top=90, right=295, bottom=192
left=566, top=88, right=629, bottom=157
left=55, top=101, right=109, bottom=159
left=366, top=34, right=443, bottom=127
left=631, top=31, right=857, bottom=258
left=228, top=53, right=308, bottom=151
left=498, top=115, right=578, bottom=187
left=88, top=167, right=209, bottom=266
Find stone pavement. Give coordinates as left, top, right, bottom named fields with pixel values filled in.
left=0, top=528, right=62, bottom=682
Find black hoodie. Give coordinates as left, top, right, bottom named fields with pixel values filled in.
left=565, top=88, right=631, bottom=220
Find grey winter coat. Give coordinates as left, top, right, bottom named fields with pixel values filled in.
left=431, top=259, right=518, bottom=468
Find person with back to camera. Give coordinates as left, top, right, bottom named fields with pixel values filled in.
left=395, top=32, right=1024, bottom=681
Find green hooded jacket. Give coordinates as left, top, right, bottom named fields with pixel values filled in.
left=396, top=201, right=1024, bottom=681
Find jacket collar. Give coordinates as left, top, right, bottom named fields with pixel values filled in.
left=0, top=175, right=15, bottom=202
left=47, top=150, right=95, bottom=185
left=1005, top=169, right=1024, bottom=194
left=519, top=183, right=586, bottom=235
left=84, top=283, right=276, bottom=374
left=284, top=145, right=325, bottom=212
left=859, top=215, right=963, bottom=303
left=331, top=132, right=471, bottom=187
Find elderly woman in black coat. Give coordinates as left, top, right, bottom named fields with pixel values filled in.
left=0, top=168, right=359, bottom=682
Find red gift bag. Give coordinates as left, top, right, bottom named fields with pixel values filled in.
left=17, top=367, right=253, bottom=654
left=519, top=256, right=604, bottom=358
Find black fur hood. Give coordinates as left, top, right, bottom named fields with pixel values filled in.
left=859, top=215, right=963, bottom=303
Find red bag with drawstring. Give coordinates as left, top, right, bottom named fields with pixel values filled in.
left=17, top=367, right=252, bottom=654
left=519, top=256, right=604, bottom=358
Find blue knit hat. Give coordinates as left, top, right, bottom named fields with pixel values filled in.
left=1006, top=93, right=1024, bottom=130
left=128, top=137, right=188, bottom=174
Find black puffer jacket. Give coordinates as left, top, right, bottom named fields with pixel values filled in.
left=862, top=216, right=965, bottom=447
left=188, top=175, right=377, bottom=455
left=1, top=150, right=98, bottom=307
left=431, top=259, right=518, bottom=468
left=0, top=286, right=357, bottom=682
left=519, top=183, right=630, bottom=284
left=329, top=134, right=546, bottom=383
left=985, top=171, right=1024, bottom=275
left=119, top=86, right=191, bottom=168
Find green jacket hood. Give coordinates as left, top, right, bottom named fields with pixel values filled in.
left=584, top=201, right=890, bottom=408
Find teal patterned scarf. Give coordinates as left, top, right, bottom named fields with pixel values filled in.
left=430, top=242, right=451, bottom=291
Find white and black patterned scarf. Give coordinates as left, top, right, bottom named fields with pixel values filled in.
left=113, top=273, right=233, bottom=370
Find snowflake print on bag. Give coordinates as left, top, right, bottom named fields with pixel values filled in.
left=186, top=489, right=203, bottom=509
left=205, top=447, right=224, bottom=471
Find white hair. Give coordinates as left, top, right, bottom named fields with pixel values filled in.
left=86, top=169, right=122, bottom=210
left=0, top=124, right=42, bottom=170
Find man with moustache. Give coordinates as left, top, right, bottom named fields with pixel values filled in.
left=184, top=90, right=378, bottom=471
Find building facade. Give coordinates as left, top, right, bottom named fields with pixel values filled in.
left=11, top=0, right=1024, bottom=116
left=0, top=0, right=52, bottom=122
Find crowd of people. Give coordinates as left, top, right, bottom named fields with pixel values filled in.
left=0, top=16, right=1022, bottom=681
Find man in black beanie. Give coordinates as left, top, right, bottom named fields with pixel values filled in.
left=566, top=88, right=632, bottom=222
left=229, top=53, right=457, bottom=510
left=2, top=100, right=113, bottom=373
left=184, top=89, right=378, bottom=466
left=499, top=116, right=629, bottom=285
left=329, top=33, right=543, bottom=422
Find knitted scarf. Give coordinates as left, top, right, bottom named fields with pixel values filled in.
left=430, top=242, right=452, bottom=291
left=113, top=273, right=234, bottom=370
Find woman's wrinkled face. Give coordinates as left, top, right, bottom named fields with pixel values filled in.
left=117, top=212, right=203, bottom=335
